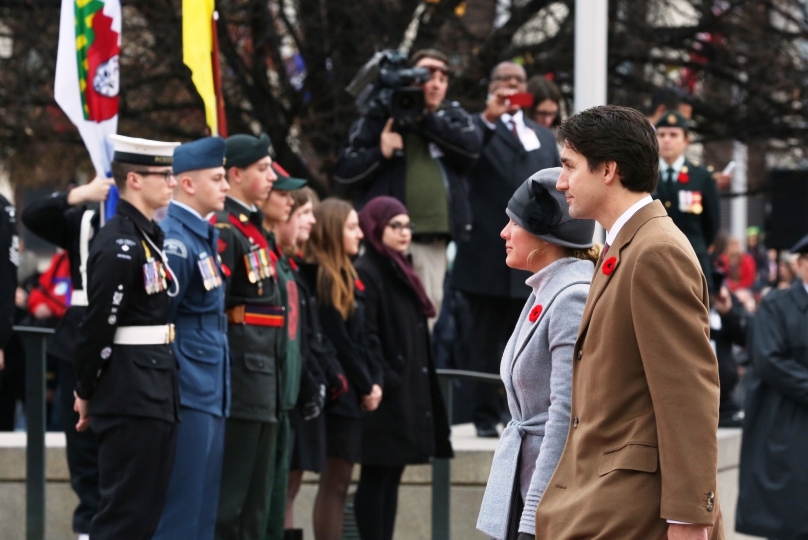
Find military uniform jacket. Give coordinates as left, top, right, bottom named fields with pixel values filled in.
left=0, top=194, right=19, bottom=351
left=267, top=235, right=302, bottom=412
left=212, top=197, right=282, bottom=423
left=21, top=191, right=99, bottom=362
left=534, top=201, right=723, bottom=539
left=653, top=159, right=720, bottom=281
left=161, top=202, right=230, bottom=418
left=72, top=200, right=179, bottom=423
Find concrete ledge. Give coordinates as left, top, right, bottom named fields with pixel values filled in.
left=0, top=426, right=760, bottom=540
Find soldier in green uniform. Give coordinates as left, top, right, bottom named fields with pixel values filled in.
left=213, top=133, right=282, bottom=540
left=260, top=165, right=307, bottom=540
left=653, top=111, right=721, bottom=285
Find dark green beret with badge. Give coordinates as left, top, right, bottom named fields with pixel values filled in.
left=655, top=110, right=690, bottom=132
left=225, top=133, right=271, bottom=168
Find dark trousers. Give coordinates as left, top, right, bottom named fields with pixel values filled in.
left=264, top=412, right=291, bottom=540
left=89, top=415, right=177, bottom=540
left=216, top=418, right=279, bottom=540
left=464, top=293, right=524, bottom=429
left=153, top=407, right=226, bottom=540
left=58, top=359, right=101, bottom=534
left=353, top=464, right=405, bottom=540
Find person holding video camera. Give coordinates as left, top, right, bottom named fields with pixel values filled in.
left=334, top=49, right=482, bottom=321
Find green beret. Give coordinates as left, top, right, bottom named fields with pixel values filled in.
left=272, top=163, right=307, bottom=191
left=655, top=110, right=689, bottom=131
left=226, top=133, right=271, bottom=168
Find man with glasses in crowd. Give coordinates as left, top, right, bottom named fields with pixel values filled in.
left=72, top=134, right=182, bottom=540
left=335, top=48, right=482, bottom=322
left=453, top=61, right=561, bottom=438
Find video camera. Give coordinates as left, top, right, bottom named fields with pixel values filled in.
left=346, top=50, right=431, bottom=127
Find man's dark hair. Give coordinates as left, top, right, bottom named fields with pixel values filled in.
left=557, top=105, right=659, bottom=193
left=111, top=161, right=139, bottom=192
left=409, top=48, right=450, bottom=68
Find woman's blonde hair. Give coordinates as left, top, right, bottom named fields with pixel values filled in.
left=525, top=239, right=602, bottom=271
left=306, top=198, right=358, bottom=319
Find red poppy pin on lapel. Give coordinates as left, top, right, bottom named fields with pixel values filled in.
left=602, top=256, right=618, bottom=275
left=678, top=165, right=689, bottom=183
left=354, top=278, right=365, bottom=292
left=529, top=305, right=543, bottom=323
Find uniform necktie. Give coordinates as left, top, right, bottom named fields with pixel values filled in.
left=508, top=119, right=520, bottom=141
left=666, top=166, right=675, bottom=183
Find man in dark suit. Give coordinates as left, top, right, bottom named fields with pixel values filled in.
left=652, top=111, right=720, bottom=287
left=452, top=61, right=561, bottom=437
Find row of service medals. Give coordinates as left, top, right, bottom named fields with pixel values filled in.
left=142, top=241, right=169, bottom=295
left=244, top=247, right=273, bottom=295
left=678, top=190, right=703, bottom=215
left=198, top=253, right=223, bottom=291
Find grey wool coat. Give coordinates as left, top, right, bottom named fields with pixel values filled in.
left=477, top=257, right=592, bottom=539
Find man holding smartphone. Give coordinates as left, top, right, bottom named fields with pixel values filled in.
left=452, top=61, right=561, bottom=438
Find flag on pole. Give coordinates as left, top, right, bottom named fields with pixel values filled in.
left=54, top=0, right=121, bottom=177
left=183, top=0, right=218, bottom=135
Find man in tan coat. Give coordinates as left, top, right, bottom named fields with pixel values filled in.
left=534, top=105, right=723, bottom=540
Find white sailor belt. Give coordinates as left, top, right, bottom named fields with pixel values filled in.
left=71, top=290, right=88, bottom=307
left=113, top=324, right=175, bottom=345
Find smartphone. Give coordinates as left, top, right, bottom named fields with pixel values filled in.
left=722, top=161, right=736, bottom=175
left=507, top=92, right=534, bottom=108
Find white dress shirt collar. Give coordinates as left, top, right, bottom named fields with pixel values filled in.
left=605, top=195, right=654, bottom=247
left=170, top=199, right=204, bottom=221
left=227, top=195, right=257, bottom=213
left=659, top=155, right=686, bottom=180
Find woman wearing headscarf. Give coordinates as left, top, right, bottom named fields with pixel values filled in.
left=476, top=167, right=598, bottom=540
left=353, top=196, right=453, bottom=540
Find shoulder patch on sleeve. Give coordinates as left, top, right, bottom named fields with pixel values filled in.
left=163, top=238, right=188, bottom=259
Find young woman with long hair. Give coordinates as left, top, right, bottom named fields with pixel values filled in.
left=477, top=168, right=597, bottom=540
left=303, top=198, right=382, bottom=540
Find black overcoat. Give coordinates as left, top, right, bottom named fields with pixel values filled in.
left=452, top=116, right=560, bottom=300
left=354, top=246, right=453, bottom=466
left=736, top=280, right=808, bottom=539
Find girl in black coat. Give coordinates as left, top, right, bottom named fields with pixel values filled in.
left=353, top=196, right=453, bottom=540
left=306, top=199, right=383, bottom=540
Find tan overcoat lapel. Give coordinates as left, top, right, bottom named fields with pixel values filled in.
left=577, top=200, right=669, bottom=339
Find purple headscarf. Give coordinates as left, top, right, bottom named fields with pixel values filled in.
left=358, top=196, right=436, bottom=318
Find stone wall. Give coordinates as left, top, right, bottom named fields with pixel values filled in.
left=0, top=426, right=758, bottom=540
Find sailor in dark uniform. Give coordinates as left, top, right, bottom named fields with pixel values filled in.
left=653, top=111, right=721, bottom=284
left=22, top=175, right=113, bottom=538
left=0, top=192, right=19, bottom=377
left=71, top=134, right=181, bottom=540
left=153, top=137, right=230, bottom=540
left=212, top=133, right=283, bottom=540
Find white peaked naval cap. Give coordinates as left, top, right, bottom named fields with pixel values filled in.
left=109, top=134, right=180, bottom=166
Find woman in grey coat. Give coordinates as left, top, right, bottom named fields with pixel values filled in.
left=477, top=167, right=598, bottom=540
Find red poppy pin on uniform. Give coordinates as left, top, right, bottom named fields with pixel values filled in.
left=602, top=256, right=618, bottom=275
left=678, top=165, right=689, bottom=183
left=355, top=278, right=365, bottom=292
left=529, top=305, right=543, bottom=323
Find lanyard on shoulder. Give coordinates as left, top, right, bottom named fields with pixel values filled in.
left=137, top=226, right=180, bottom=297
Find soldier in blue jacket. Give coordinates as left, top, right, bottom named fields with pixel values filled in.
left=153, top=137, right=230, bottom=540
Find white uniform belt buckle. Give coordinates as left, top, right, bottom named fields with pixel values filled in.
left=113, top=324, right=175, bottom=345
left=71, top=290, right=89, bottom=307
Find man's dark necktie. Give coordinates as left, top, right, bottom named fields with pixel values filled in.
left=666, top=166, right=675, bottom=183
left=508, top=119, right=520, bottom=140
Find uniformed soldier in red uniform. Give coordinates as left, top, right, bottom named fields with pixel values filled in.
left=212, top=133, right=284, bottom=540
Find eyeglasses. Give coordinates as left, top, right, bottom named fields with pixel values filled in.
left=387, top=221, right=414, bottom=234
left=492, top=74, right=527, bottom=84
left=132, top=170, right=175, bottom=183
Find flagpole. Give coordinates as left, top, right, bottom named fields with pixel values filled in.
left=212, top=10, right=227, bottom=137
